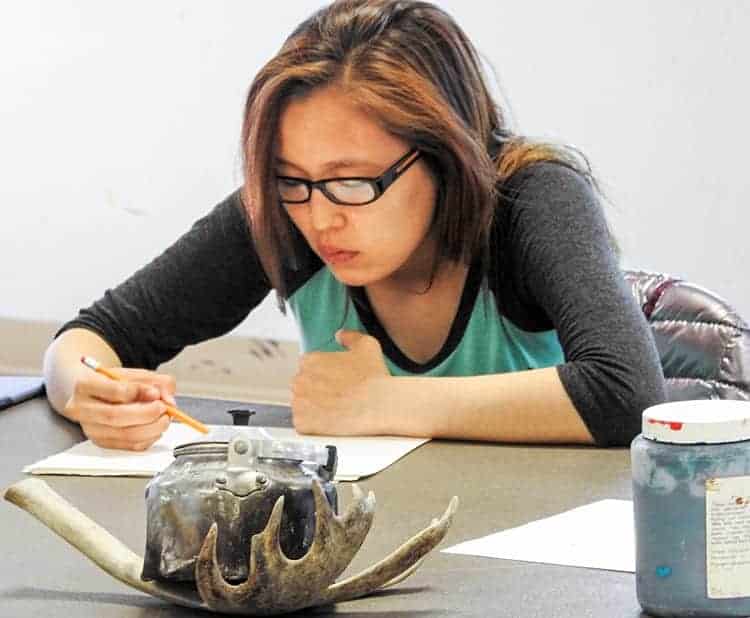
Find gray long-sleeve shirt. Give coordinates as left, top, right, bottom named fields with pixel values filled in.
left=59, top=162, right=666, bottom=446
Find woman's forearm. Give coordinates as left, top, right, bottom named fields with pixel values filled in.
left=373, top=367, right=595, bottom=444
left=42, top=328, right=122, bottom=418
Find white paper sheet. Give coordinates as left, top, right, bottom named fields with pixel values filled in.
left=23, top=423, right=429, bottom=481
left=442, top=499, right=635, bottom=573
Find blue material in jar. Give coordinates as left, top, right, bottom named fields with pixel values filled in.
left=632, top=401, right=750, bottom=617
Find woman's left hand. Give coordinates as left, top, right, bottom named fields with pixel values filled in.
left=290, top=329, right=391, bottom=435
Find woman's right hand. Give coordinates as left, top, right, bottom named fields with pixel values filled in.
left=63, top=367, right=176, bottom=451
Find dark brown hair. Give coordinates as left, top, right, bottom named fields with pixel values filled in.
left=241, top=0, right=599, bottom=300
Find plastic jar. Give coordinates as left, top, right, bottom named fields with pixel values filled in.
left=632, top=400, right=750, bottom=616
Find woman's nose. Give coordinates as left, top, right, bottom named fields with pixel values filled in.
left=308, top=189, right=346, bottom=231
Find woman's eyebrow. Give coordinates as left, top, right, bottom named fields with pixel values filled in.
left=275, top=156, right=381, bottom=176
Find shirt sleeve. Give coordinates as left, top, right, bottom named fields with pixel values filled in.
left=57, top=189, right=272, bottom=369
left=503, top=163, right=666, bottom=446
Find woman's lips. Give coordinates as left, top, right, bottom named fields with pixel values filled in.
left=319, top=246, right=359, bottom=265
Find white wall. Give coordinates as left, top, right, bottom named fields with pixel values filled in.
left=2, top=1, right=748, bottom=342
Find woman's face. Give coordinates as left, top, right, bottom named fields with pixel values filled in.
left=276, top=85, right=438, bottom=290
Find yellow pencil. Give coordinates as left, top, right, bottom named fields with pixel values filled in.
left=80, top=355, right=209, bottom=434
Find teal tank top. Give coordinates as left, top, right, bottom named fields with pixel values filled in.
left=287, top=266, right=564, bottom=377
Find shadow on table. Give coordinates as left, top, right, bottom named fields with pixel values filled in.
left=0, top=587, right=165, bottom=609
left=0, top=585, right=447, bottom=617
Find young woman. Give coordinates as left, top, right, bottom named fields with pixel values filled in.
left=43, top=0, right=665, bottom=451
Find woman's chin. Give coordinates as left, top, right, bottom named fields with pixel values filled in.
left=328, top=265, right=378, bottom=288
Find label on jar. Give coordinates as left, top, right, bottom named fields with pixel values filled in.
left=706, top=475, right=750, bottom=598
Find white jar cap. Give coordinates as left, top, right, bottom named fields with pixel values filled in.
left=642, top=400, right=750, bottom=444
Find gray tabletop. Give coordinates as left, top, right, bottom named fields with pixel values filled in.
left=0, top=395, right=650, bottom=617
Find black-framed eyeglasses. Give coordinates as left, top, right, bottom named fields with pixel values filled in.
left=276, top=148, right=421, bottom=207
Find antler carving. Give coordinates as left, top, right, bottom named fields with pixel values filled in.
left=4, top=478, right=457, bottom=615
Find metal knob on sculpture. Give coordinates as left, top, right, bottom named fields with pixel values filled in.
left=227, top=408, right=256, bottom=426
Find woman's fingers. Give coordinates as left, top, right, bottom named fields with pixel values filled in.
left=160, top=389, right=177, bottom=407
left=75, top=372, right=146, bottom=404
left=71, top=368, right=177, bottom=411
left=65, top=366, right=179, bottom=450
left=111, top=368, right=177, bottom=398
left=83, top=413, right=171, bottom=450
left=76, top=398, right=169, bottom=428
